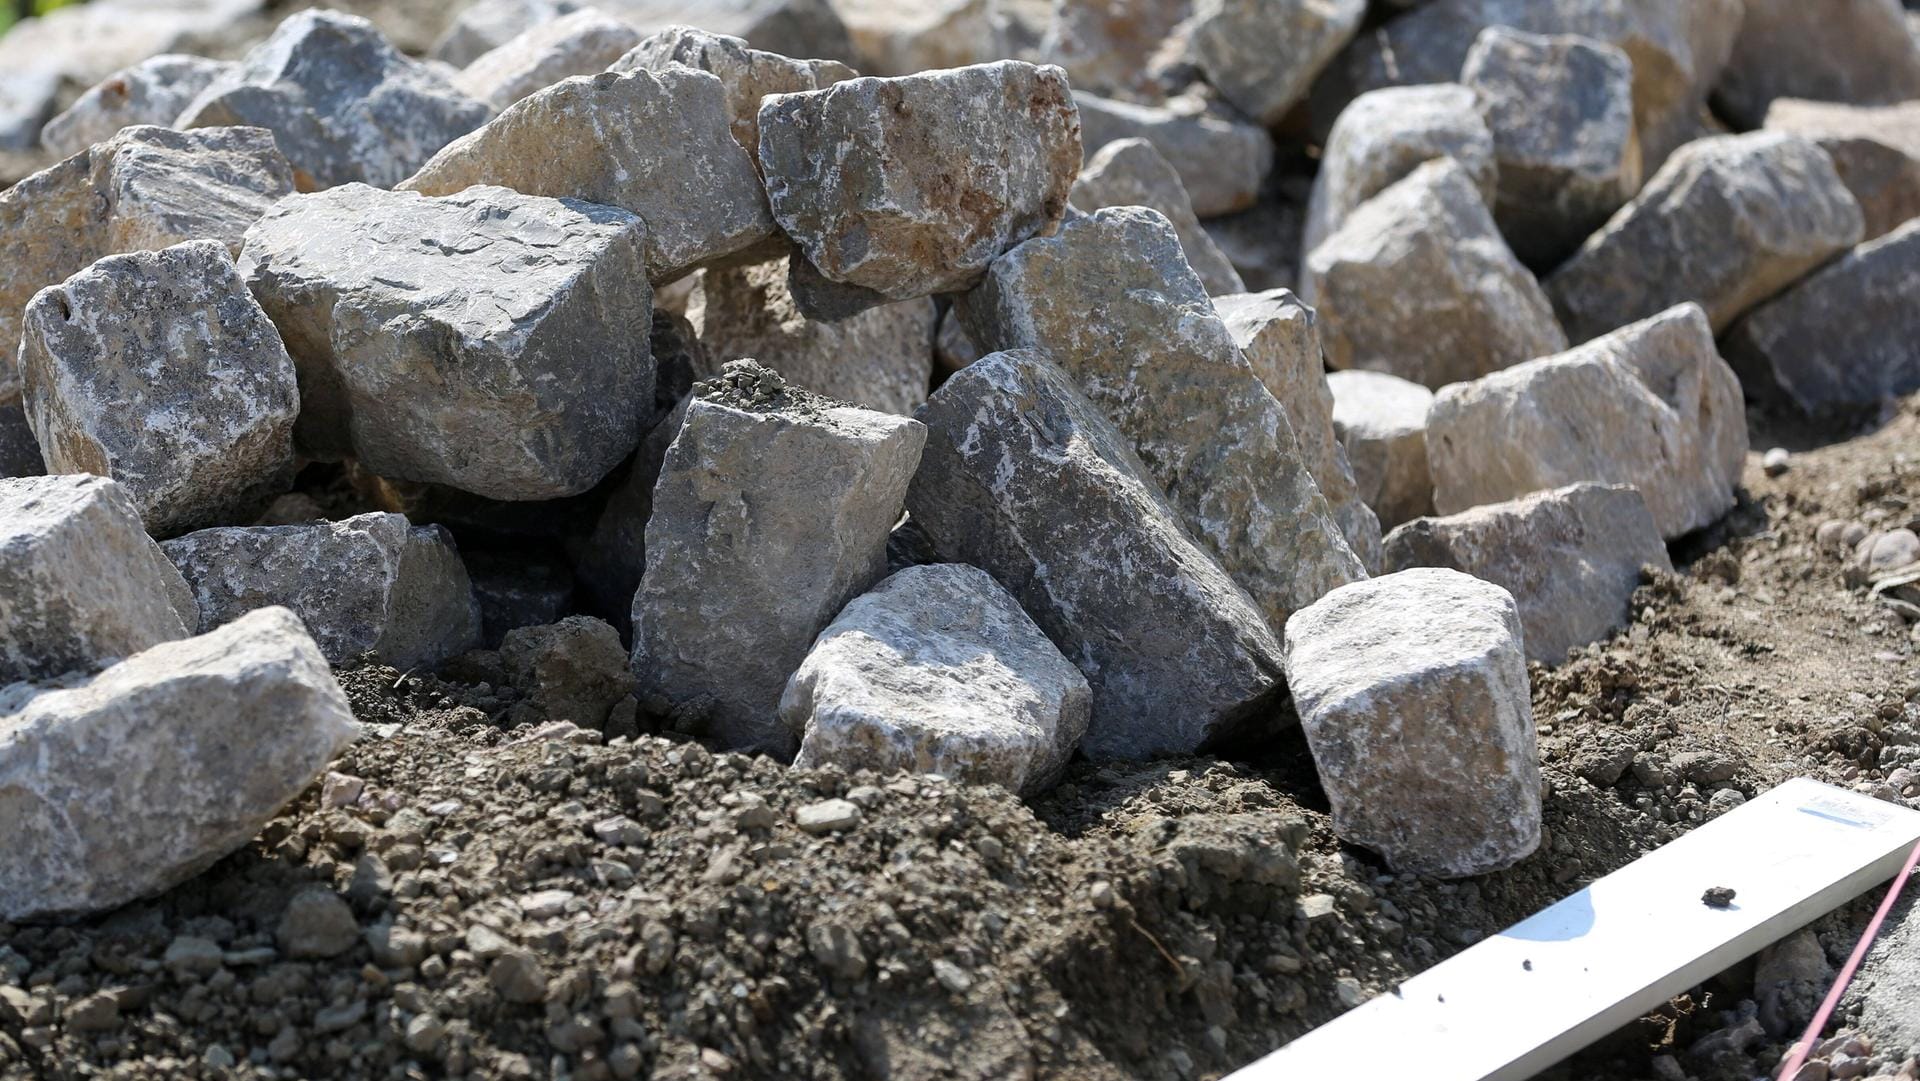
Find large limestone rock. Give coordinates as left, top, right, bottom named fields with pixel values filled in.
left=1038, top=0, right=1194, bottom=102
left=1427, top=303, right=1747, bottom=540
left=18, top=241, right=299, bottom=538
left=907, top=350, right=1286, bottom=761
left=780, top=563, right=1091, bottom=796
left=686, top=260, right=936, bottom=415
left=1070, top=137, right=1244, bottom=296
left=630, top=362, right=924, bottom=757
left=1282, top=567, right=1541, bottom=879
left=1213, top=289, right=1382, bottom=572
left=0, top=404, right=42, bottom=479
left=758, top=61, right=1081, bottom=303
left=611, top=24, right=856, bottom=169
left=961, top=208, right=1365, bottom=632
left=1301, top=83, right=1498, bottom=269
left=39, top=54, right=235, bottom=159
left=452, top=8, right=644, bottom=110
left=1327, top=370, right=1434, bottom=530
left=162, top=513, right=481, bottom=669
left=176, top=11, right=492, bottom=191
left=1715, top=0, right=1920, bottom=129
left=1383, top=484, right=1671, bottom=664
left=402, top=67, right=777, bottom=284
left=1723, top=220, right=1920, bottom=417
left=0, top=475, right=193, bottom=685
left=0, top=125, right=295, bottom=399
left=0, top=607, right=356, bottom=922
left=1764, top=99, right=1920, bottom=243
left=1188, top=0, right=1365, bottom=126
left=1461, top=28, right=1642, bottom=269
left=1545, top=132, right=1865, bottom=342
left=1074, top=90, right=1270, bottom=218
left=240, top=184, right=654, bottom=501
left=831, top=0, right=1004, bottom=77
left=433, top=0, right=855, bottom=69
left=1305, top=157, right=1568, bottom=389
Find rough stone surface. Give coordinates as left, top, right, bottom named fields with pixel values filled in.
left=18, top=240, right=298, bottom=538
left=686, top=259, right=936, bottom=416
left=161, top=512, right=482, bottom=670
left=1723, top=220, right=1920, bottom=417
left=1715, top=0, right=1920, bottom=129
left=39, top=54, right=235, bottom=160
left=962, top=208, right=1365, bottom=632
left=1038, top=0, right=1194, bottom=101
left=612, top=24, right=856, bottom=168
left=433, top=0, right=855, bottom=70
left=758, top=61, right=1081, bottom=302
left=402, top=67, right=776, bottom=284
left=1427, top=303, right=1748, bottom=540
left=1188, top=0, right=1365, bottom=126
left=831, top=0, right=1004, bottom=77
left=0, top=475, right=193, bottom=685
left=176, top=11, right=492, bottom=191
left=1074, top=90, right=1270, bottom=218
left=630, top=362, right=925, bottom=757
left=1282, top=567, right=1541, bottom=879
left=240, top=184, right=654, bottom=501
left=1382, top=483, right=1672, bottom=664
left=1461, top=28, right=1642, bottom=269
left=906, top=350, right=1286, bottom=761
left=1327, top=369, right=1434, bottom=530
left=1546, top=132, right=1865, bottom=342
left=452, top=8, right=644, bottom=110
left=1764, top=98, right=1920, bottom=243
left=1301, top=83, right=1498, bottom=268
left=779, top=563, right=1091, bottom=797
left=0, top=402, right=43, bottom=479
left=1214, top=289, right=1381, bottom=572
left=1305, top=157, right=1568, bottom=389
left=0, top=125, right=295, bottom=399
left=1070, top=137, right=1244, bottom=296
left=432, top=0, right=583, bottom=66
left=499, top=616, right=632, bottom=729
left=0, top=607, right=356, bottom=922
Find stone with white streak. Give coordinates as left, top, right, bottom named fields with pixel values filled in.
left=18, top=241, right=298, bottom=537
left=1383, top=483, right=1671, bottom=664
left=780, top=564, right=1091, bottom=796
left=0, top=474, right=194, bottom=685
left=39, top=54, right=235, bottom=160
left=906, top=350, right=1287, bottom=760
left=1327, top=370, right=1434, bottom=530
left=0, top=607, right=357, bottom=921
left=161, top=513, right=482, bottom=669
left=1426, top=303, right=1748, bottom=540
left=1070, top=138, right=1244, bottom=296
left=452, top=8, right=643, bottom=110
left=1074, top=90, right=1270, bottom=218
left=1187, top=0, right=1365, bottom=127
left=1283, top=567, right=1541, bottom=878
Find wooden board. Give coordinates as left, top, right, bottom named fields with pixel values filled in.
left=1228, top=778, right=1920, bottom=1081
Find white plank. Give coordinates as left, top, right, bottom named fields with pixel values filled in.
left=1228, top=778, right=1920, bottom=1081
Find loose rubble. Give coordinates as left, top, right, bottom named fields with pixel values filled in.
left=1072, top=90, right=1270, bottom=218
left=450, top=7, right=641, bottom=110
left=38, top=54, right=234, bottom=159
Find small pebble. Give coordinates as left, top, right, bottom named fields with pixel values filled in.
left=1763, top=447, right=1791, bottom=476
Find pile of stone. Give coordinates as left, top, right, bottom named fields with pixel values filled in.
left=3, top=0, right=1917, bottom=920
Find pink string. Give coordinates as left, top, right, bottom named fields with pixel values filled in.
left=1776, top=836, right=1920, bottom=1079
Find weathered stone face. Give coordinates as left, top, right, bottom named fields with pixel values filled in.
left=1764, top=98, right=1920, bottom=243
left=19, top=241, right=299, bottom=538
left=962, top=208, right=1365, bottom=632
left=1383, top=483, right=1672, bottom=664
left=0, top=607, right=356, bottom=921
left=402, top=67, right=777, bottom=285
left=1070, top=137, right=1245, bottom=297
left=1039, top=0, right=1194, bottom=102
left=434, top=0, right=856, bottom=69
left=39, top=54, right=236, bottom=159
left=630, top=362, right=925, bottom=758
left=1715, top=0, right=1920, bottom=130
left=452, top=8, right=643, bottom=111
left=1426, top=303, right=1748, bottom=540
left=0, top=475, right=193, bottom=685
left=161, top=512, right=482, bottom=670
left=1187, top=0, right=1365, bottom=127
left=758, top=61, right=1081, bottom=304
left=906, top=350, right=1287, bottom=761
left=1327, top=369, right=1434, bottom=531
left=498, top=616, right=632, bottom=729
left=1545, top=132, right=1864, bottom=342
left=239, top=184, right=654, bottom=502
left=1723, top=220, right=1920, bottom=418
left=1074, top=90, right=1271, bottom=218
left=1282, top=567, right=1541, bottom=879
left=1462, top=28, right=1642, bottom=269
left=0, top=125, right=295, bottom=399
left=176, top=10, right=492, bottom=191
left=1306, top=157, right=1568, bottom=389
left=780, top=563, right=1092, bottom=797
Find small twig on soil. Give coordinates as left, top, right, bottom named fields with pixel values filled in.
left=1127, top=916, right=1185, bottom=977
left=392, top=668, right=417, bottom=691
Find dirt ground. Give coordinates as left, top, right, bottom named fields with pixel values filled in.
left=2, top=396, right=1918, bottom=1081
